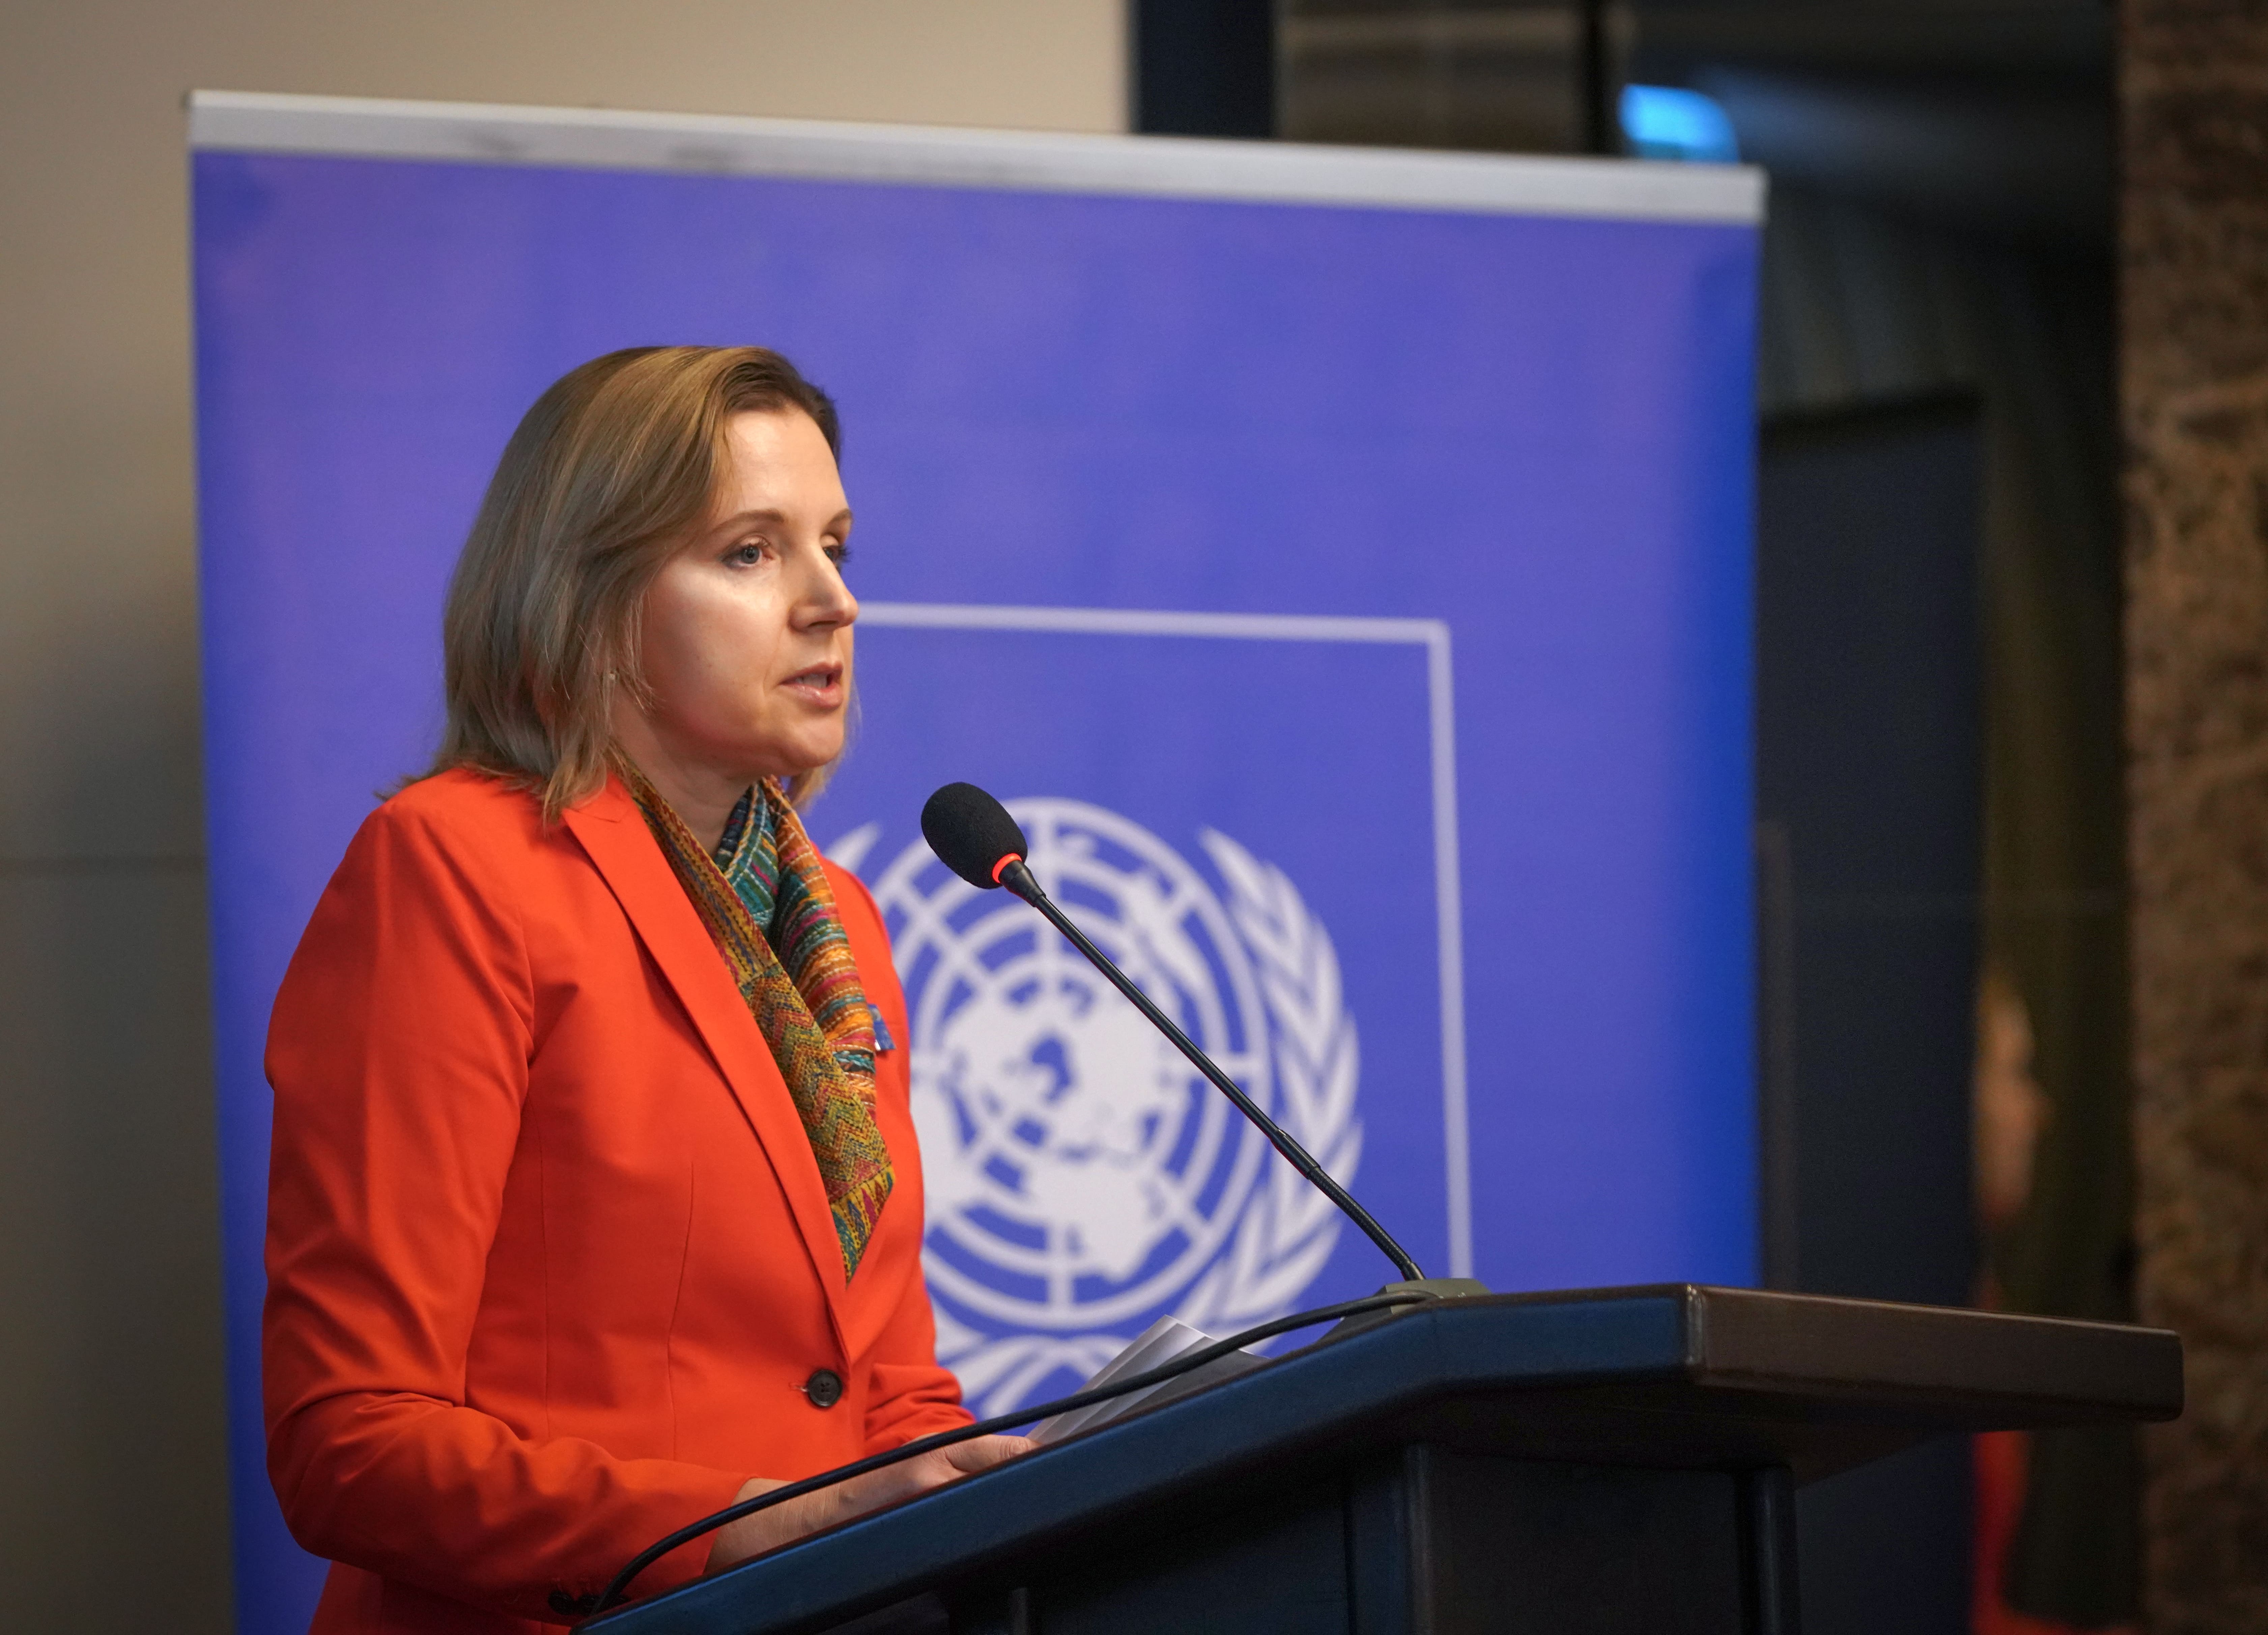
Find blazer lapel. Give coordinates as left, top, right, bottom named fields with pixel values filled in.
left=563, top=774, right=851, bottom=1332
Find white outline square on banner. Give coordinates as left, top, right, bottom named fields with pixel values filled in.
left=859, top=600, right=1473, bottom=1277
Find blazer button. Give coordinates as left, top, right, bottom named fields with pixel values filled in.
left=803, top=1368, right=845, bottom=1409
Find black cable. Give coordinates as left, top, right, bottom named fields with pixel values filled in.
left=587, top=1288, right=1437, bottom=1615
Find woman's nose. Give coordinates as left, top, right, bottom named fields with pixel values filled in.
left=797, top=546, right=857, bottom=627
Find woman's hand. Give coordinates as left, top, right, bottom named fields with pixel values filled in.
left=705, top=1434, right=1034, bottom=1574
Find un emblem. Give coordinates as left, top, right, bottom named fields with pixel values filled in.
left=835, top=799, right=1361, bottom=1414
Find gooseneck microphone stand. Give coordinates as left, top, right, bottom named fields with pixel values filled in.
left=994, top=857, right=1424, bottom=1286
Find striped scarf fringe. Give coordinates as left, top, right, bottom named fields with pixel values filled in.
left=616, top=757, right=894, bottom=1278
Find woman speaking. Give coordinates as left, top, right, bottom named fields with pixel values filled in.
left=262, top=346, right=1025, bottom=1632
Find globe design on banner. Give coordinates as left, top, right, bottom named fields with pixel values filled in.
left=843, top=799, right=1362, bottom=1415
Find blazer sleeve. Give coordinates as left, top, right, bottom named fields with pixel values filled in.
left=263, top=797, right=744, bottom=1620
left=825, top=864, right=978, bottom=1455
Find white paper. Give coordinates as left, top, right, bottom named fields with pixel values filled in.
left=1028, top=1316, right=1221, bottom=1445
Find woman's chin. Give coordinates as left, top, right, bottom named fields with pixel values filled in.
left=767, top=738, right=845, bottom=785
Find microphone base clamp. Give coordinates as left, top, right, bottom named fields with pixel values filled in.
left=1321, top=1278, right=1493, bottom=1345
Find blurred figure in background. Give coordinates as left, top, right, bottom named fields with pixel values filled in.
left=1971, top=971, right=2133, bottom=1635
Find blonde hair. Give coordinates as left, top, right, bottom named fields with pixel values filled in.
left=430, top=346, right=843, bottom=820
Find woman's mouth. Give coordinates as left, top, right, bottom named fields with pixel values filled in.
left=782, top=663, right=844, bottom=703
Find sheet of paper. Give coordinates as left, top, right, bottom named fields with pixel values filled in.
left=1028, top=1317, right=1218, bottom=1444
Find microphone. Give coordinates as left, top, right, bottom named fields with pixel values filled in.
left=920, top=781, right=1426, bottom=1285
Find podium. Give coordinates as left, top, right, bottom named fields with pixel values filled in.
left=586, top=1286, right=2181, bottom=1635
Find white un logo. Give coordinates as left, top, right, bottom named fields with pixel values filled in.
left=844, top=799, right=1362, bottom=1414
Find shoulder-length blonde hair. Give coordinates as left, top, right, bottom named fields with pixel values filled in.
left=430, top=346, right=843, bottom=821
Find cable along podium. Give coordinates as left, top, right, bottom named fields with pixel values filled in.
left=583, top=1285, right=2182, bottom=1635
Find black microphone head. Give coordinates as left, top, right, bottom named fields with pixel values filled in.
left=922, top=782, right=1030, bottom=889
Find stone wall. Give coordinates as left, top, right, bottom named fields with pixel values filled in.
left=2121, top=2, right=2268, bottom=1629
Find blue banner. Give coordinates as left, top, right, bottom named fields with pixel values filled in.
left=194, top=102, right=1759, bottom=1633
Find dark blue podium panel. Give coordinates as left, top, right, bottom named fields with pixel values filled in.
left=588, top=1287, right=2180, bottom=1635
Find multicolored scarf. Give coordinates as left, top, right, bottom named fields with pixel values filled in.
left=617, top=758, right=893, bottom=1279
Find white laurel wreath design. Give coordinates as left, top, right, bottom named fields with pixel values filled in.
left=1178, top=829, right=1362, bottom=1329
left=906, top=824, right=1361, bottom=1414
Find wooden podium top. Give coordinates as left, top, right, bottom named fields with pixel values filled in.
left=587, top=1284, right=2181, bottom=1635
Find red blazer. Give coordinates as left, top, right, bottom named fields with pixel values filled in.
left=264, top=767, right=968, bottom=1633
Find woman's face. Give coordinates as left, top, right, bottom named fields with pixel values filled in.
left=629, top=408, right=857, bottom=785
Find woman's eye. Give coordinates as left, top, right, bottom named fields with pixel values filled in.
left=727, top=542, right=766, bottom=567
left=826, top=542, right=852, bottom=568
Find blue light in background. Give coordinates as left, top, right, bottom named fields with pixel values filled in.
left=1620, top=84, right=1740, bottom=163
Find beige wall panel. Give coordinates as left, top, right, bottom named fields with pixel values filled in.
left=0, top=0, right=1126, bottom=858
left=0, top=869, right=230, bottom=1630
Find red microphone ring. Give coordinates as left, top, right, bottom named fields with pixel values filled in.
left=990, top=853, right=1022, bottom=885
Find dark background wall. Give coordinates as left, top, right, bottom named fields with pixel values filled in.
left=1136, top=0, right=1276, bottom=134
left=1132, top=2, right=2135, bottom=1628
left=1757, top=395, right=1984, bottom=1315
left=1756, top=395, right=1985, bottom=1635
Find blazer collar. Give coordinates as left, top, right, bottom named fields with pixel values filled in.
left=563, top=773, right=852, bottom=1338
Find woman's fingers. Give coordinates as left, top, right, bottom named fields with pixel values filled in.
left=861, top=1433, right=1033, bottom=1508
left=939, top=1433, right=1034, bottom=1475
left=708, top=1433, right=1038, bottom=1574
left=706, top=1476, right=794, bottom=1572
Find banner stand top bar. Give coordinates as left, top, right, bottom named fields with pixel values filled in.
left=187, top=89, right=1766, bottom=227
